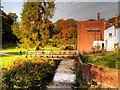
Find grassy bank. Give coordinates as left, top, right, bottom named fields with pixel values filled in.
left=83, top=51, right=120, bottom=69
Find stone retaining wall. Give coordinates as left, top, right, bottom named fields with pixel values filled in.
left=81, top=63, right=120, bottom=88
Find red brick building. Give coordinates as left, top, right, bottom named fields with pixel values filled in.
left=77, top=12, right=110, bottom=52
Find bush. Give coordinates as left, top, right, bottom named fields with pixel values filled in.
left=2, top=58, right=56, bottom=89
left=91, top=44, right=101, bottom=53
left=64, top=46, right=73, bottom=50
left=91, top=47, right=96, bottom=53
left=114, top=43, right=119, bottom=51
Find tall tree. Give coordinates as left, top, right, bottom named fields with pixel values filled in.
left=12, top=2, right=55, bottom=48
left=54, top=19, right=77, bottom=45
left=8, top=12, right=18, bottom=23
left=2, top=11, right=18, bottom=43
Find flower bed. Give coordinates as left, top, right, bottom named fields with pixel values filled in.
left=2, top=57, right=57, bottom=89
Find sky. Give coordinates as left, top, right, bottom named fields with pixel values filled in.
left=1, top=0, right=120, bottom=23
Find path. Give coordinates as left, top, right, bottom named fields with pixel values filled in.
left=47, top=59, right=76, bottom=89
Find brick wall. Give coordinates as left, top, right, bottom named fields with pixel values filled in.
left=81, top=63, right=120, bottom=88
left=77, top=21, right=110, bottom=52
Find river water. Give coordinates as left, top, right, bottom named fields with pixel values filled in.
left=47, top=59, right=76, bottom=89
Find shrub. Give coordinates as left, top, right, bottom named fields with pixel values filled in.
left=91, top=47, right=96, bottom=53
left=114, top=43, right=119, bottom=51
left=2, top=58, right=56, bottom=89
left=91, top=44, right=101, bottom=53
left=64, top=46, right=73, bottom=50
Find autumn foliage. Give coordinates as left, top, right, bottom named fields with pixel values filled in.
left=2, top=58, right=56, bottom=89
left=54, top=19, right=77, bottom=45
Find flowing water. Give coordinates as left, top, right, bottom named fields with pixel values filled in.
left=47, top=59, right=76, bottom=89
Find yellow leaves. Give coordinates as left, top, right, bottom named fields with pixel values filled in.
left=87, top=82, right=92, bottom=85
left=49, top=61, right=53, bottom=65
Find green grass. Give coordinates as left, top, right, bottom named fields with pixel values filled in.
left=1, top=42, right=62, bottom=70
left=2, top=45, right=62, bottom=55
left=41, top=45, right=62, bottom=50
left=1, top=56, right=28, bottom=67
left=1, top=45, right=62, bottom=67
left=0, top=54, right=9, bottom=57
left=1, top=56, right=18, bottom=67
left=2, top=46, right=16, bottom=50
left=83, top=51, right=120, bottom=69
left=6, top=51, right=26, bottom=55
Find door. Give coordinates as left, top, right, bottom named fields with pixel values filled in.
left=102, top=43, right=104, bottom=50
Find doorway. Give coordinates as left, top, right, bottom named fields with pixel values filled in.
left=102, top=43, right=104, bottom=50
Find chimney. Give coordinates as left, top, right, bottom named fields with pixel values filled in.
left=97, top=12, right=100, bottom=21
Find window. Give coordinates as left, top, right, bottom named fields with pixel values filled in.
left=109, top=33, right=112, bottom=37
left=100, top=33, right=102, bottom=40
left=87, top=29, right=100, bottom=32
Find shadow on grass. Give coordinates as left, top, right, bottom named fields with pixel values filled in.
left=0, top=54, right=9, bottom=57
left=6, top=52, right=25, bottom=55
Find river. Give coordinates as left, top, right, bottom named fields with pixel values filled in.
left=47, top=59, right=76, bottom=89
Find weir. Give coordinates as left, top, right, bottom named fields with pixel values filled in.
left=25, top=50, right=82, bottom=89
left=47, top=59, right=76, bottom=89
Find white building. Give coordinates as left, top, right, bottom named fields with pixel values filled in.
left=104, top=25, right=120, bottom=51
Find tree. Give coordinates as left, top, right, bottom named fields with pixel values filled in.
left=12, top=2, right=55, bottom=48
left=87, top=19, right=97, bottom=21
left=54, top=19, right=77, bottom=45
left=2, top=11, right=18, bottom=43
left=8, top=12, right=18, bottom=23
left=108, top=15, right=120, bottom=23
left=53, top=19, right=64, bottom=34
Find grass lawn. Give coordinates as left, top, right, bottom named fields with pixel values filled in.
left=2, top=48, right=28, bottom=55
left=83, top=51, right=120, bottom=69
left=1, top=54, right=9, bottom=57
left=1, top=56, right=17, bottom=67
left=2, top=45, right=62, bottom=55
left=1, top=45, right=62, bottom=67
left=1, top=56, right=28, bottom=67
left=41, top=45, right=62, bottom=50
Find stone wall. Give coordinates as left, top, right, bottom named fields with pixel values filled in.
left=81, top=63, right=120, bottom=88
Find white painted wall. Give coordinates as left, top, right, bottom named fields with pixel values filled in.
left=106, top=36, right=116, bottom=51
left=93, top=41, right=104, bottom=47
left=104, top=26, right=115, bottom=41
left=104, top=26, right=120, bottom=51
left=118, top=28, right=120, bottom=48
